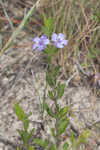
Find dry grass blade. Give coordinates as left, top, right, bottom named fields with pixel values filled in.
left=0, top=0, right=40, bottom=57
left=0, top=0, right=14, bottom=30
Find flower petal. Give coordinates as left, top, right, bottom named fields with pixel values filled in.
left=52, top=33, right=57, bottom=42
left=58, top=33, right=65, bottom=40
left=41, top=35, right=47, bottom=39
left=32, top=37, right=40, bottom=43
left=44, top=39, right=50, bottom=45
left=37, top=45, right=46, bottom=51
left=32, top=44, right=38, bottom=50
left=62, top=40, right=68, bottom=46
left=54, top=42, right=64, bottom=48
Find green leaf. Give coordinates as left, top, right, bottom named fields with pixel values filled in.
left=77, top=129, right=91, bottom=144
left=94, top=11, right=100, bottom=23
left=24, top=119, right=29, bottom=131
left=28, top=112, right=32, bottom=117
left=88, top=51, right=95, bottom=59
left=17, top=128, right=34, bottom=146
left=57, top=83, right=65, bottom=98
left=44, top=45, right=58, bottom=55
left=46, top=17, right=54, bottom=29
left=57, top=119, right=69, bottom=136
left=44, top=103, right=56, bottom=118
left=17, top=129, right=29, bottom=146
left=14, top=103, right=27, bottom=121
left=42, top=14, right=54, bottom=37
left=49, top=144, right=57, bottom=150
left=88, top=48, right=99, bottom=59
left=59, top=106, right=70, bottom=119
left=94, top=48, right=99, bottom=55
left=34, top=138, right=49, bottom=148
left=46, top=19, right=53, bottom=36
left=41, top=26, right=50, bottom=37
left=54, top=65, right=61, bottom=77
left=17, top=147, right=22, bottom=150
left=42, top=13, right=47, bottom=27
left=27, top=146, right=34, bottom=150
left=90, top=15, right=95, bottom=20
left=50, top=128, right=56, bottom=137
left=42, top=94, right=46, bottom=113
left=70, top=131, right=75, bottom=146
left=46, top=65, right=61, bottom=88
left=48, top=90, right=55, bottom=100
left=42, top=14, right=53, bottom=29
left=46, top=72, right=55, bottom=87
left=63, top=142, right=69, bottom=150
left=29, top=128, right=35, bottom=139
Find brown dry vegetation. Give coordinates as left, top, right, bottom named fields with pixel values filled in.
left=0, top=0, right=100, bottom=149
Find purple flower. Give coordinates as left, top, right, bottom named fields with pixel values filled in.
left=32, top=35, right=50, bottom=51
left=51, top=33, right=68, bottom=48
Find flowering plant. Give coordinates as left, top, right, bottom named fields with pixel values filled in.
left=32, top=35, right=50, bottom=51
left=51, top=33, right=68, bottom=48
left=15, top=14, right=90, bottom=150
left=32, top=32, right=68, bottom=51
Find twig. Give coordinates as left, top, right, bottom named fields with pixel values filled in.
left=65, top=71, right=78, bottom=86
left=76, top=61, right=89, bottom=77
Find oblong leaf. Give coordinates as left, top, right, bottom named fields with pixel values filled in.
left=57, top=83, right=65, bottom=98
left=24, top=119, right=29, bottom=131
left=27, top=145, right=34, bottom=150
left=34, top=138, right=49, bottom=148
left=57, top=119, right=69, bottom=136
left=59, top=106, right=70, bottom=119
left=44, top=103, right=56, bottom=118
left=14, top=103, right=27, bottom=121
